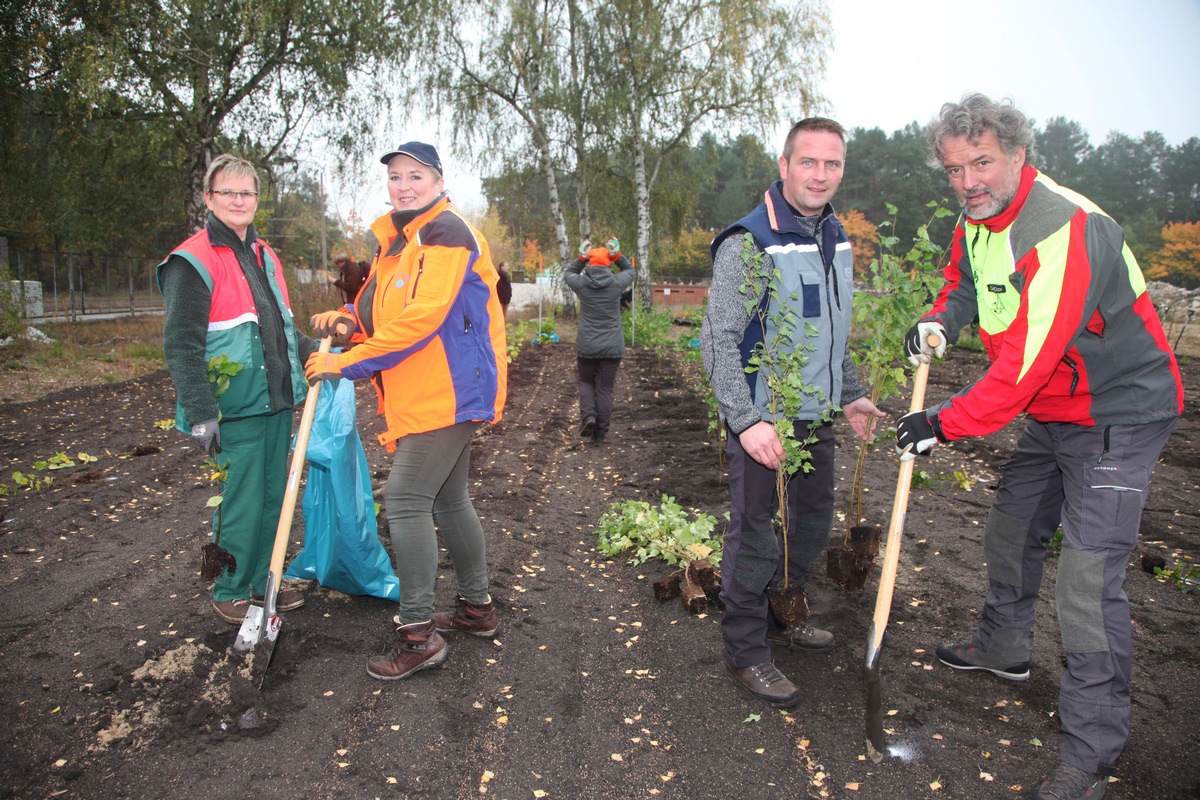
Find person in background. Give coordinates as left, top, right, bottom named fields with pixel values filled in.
left=331, top=253, right=369, bottom=307
left=564, top=238, right=636, bottom=445
left=898, top=93, right=1183, bottom=800
left=496, top=261, right=513, bottom=318
left=700, top=117, right=884, bottom=709
left=306, top=142, right=507, bottom=681
left=158, top=153, right=317, bottom=624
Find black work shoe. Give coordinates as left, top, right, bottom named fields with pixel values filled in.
left=936, top=640, right=1029, bottom=681
left=580, top=416, right=596, bottom=438
left=1034, top=763, right=1108, bottom=799
left=725, top=661, right=801, bottom=708
left=767, top=623, right=835, bottom=652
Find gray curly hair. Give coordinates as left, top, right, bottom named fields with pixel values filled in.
left=925, top=93, right=1037, bottom=170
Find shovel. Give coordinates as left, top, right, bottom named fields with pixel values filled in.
left=234, top=337, right=332, bottom=686
left=864, top=337, right=936, bottom=762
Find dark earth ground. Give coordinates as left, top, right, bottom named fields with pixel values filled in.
left=1, top=339, right=1197, bottom=800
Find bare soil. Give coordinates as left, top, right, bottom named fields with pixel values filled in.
left=1, top=340, right=1197, bottom=800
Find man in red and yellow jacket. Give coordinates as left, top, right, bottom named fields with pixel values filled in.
left=897, top=95, right=1182, bottom=800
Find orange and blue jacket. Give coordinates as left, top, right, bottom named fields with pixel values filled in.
left=924, top=165, right=1182, bottom=441
left=330, top=195, right=507, bottom=450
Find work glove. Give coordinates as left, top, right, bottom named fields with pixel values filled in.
left=310, top=310, right=356, bottom=345
left=304, top=351, right=342, bottom=384
left=191, top=419, right=220, bottom=455
left=606, top=238, right=620, bottom=257
left=904, top=320, right=948, bottom=366
left=578, top=239, right=591, bottom=258
left=895, top=410, right=940, bottom=462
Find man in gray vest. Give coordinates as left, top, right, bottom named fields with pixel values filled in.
left=700, top=118, right=883, bottom=708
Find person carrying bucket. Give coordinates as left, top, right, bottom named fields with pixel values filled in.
left=564, top=237, right=636, bottom=446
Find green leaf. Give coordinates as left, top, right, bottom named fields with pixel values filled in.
left=743, top=713, right=762, bottom=723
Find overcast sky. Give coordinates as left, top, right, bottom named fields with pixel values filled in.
left=338, top=0, right=1200, bottom=218
left=821, top=0, right=1200, bottom=145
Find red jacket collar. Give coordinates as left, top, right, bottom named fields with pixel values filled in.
left=970, top=165, right=1038, bottom=232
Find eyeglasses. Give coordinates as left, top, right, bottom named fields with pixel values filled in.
left=210, top=189, right=259, bottom=201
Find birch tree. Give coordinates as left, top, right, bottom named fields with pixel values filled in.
left=590, top=0, right=830, bottom=306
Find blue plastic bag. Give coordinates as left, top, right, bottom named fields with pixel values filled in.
left=285, top=377, right=400, bottom=601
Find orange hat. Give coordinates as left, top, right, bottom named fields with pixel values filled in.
left=587, top=247, right=612, bottom=267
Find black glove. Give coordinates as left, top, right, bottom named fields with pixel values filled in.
left=191, top=419, right=220, bottom=455
left=895, top=410, right=939, bottom=461
left=904, top=321, right=948, bottom=366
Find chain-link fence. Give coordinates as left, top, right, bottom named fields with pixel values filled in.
left=6, top=250, right=165, bottom=321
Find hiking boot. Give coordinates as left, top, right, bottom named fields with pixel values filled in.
left=212, top=597, right=252, bottom=624
left=433, top=596, right=501, bottom=638
left=367, top=620, right=448, bottom=681
left=936, top=640, right=1030, bottom=681
left=592, top=435, right=606, bottom=446
left=725, top=661, right=802, bottom=708
left=251, top=588, right=305, bottom=612
left=1034, top=763, right=1108, bottom=799
left=580, top=416, right=596, bottom=438
left=768, top=623, right=835, bottom=652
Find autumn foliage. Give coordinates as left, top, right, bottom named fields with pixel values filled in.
left=1146, top=221, right=1200, bottom=288
left=839, top=209, right=879, bottom=280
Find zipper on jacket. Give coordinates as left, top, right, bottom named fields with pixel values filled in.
left=410, top=255, right=424, bottom=300
left=464, top=314, right=472, bottom=334
left=1063, top=354, right=1079, bottom=396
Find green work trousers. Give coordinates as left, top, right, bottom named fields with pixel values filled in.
left=210, top=410, right=293, bottom=602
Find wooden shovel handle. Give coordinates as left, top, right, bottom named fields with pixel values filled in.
left=264, top=337, right=332, bottom=588
left=868, top=337, right=938, bottom=650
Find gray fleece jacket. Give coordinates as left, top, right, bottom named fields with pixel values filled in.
left=564, top=254, right=636, bottom=359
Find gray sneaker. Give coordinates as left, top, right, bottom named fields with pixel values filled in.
left=767, top=623, right=835, bottom=652
left=1034, top=763, right=1108, bottom=799
left=936, top=640, right=1029, bottom=681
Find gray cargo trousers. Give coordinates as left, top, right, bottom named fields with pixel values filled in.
left=971, top=417, right=1176, bottom=776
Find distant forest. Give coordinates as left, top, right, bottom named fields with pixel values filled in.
left=485, top=119, right=1200, bottom=286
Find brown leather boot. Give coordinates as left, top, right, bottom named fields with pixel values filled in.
left=366, top=619, right=448, bottom=680
left=433, top=596, right=500, bottom=638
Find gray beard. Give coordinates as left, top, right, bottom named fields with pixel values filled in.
left=961, top=184, right=1018, bottom=221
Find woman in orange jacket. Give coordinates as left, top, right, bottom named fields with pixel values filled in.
left=306, top=142, right=507, bottom=680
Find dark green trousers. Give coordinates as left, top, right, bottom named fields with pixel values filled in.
left=211, top=410, right=293, bottom=602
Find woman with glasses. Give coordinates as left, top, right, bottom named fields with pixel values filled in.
left=157, top=153, right=318, bottom=624
left=305, top=142, right=507, bottom=681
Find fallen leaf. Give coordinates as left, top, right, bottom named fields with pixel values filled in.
left=744, top=713, right=762, bottom=723
left=845, top=783, right=860, bottom=791
left=930, top=780, right=942, bottom=790
left=980, top=771, right=994, bottom=782
left=610, top=753, right=623, bottom=762
left=386, top=777, right=397, bottom=784
left=480, top=770, right=494, bottom=783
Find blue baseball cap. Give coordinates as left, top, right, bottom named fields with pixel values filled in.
left=380, top=142, right=443, bottom=175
